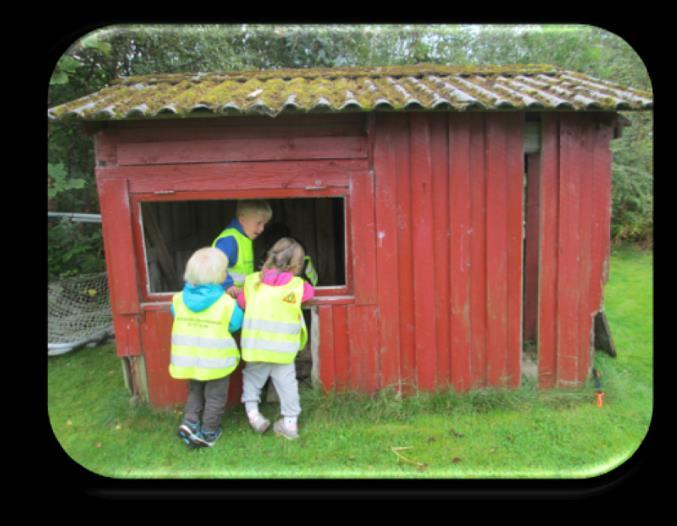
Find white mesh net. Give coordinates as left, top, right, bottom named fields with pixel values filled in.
left=48, top=272, right=114, bottom=356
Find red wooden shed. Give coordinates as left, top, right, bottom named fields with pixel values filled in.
left=49, top=64, right=652, bottom=407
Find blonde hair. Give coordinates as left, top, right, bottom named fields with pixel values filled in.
left=236, top=200, right=272, bottom=222
left=262, top=237, right=305, bottom=276
left=183, top=247, right=229, bottom=285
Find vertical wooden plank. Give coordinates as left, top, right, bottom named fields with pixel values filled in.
left=524, top=153, right=541, bottom=343
left=332, top=304, right=350, bottom=390
left=142, top=204, right=180, bottom=288
left=577, top=115, right=596, bottom=384
left=588, top=131, right=604, bottom=313
left=468, top=114, right=488, bottom=388
left=397, top=115, right=416, bottom=392
left=97, top=177, right=141, bottom=315
left=141, top=308, right=187, bottom=407
left=556, top=113, right=581, bottom=386
left=111, top=314, right=143, bottom=358
left=373, top=113, right=402, bottom=391
left=431, top=113, right=450, bottom=388
left=599, top=124, right=614, bottom=287
left=351, top=167, right=378, bottom=305
left=505, top=114, right=524, bottom=388
left=485, top=115, right=510, bottom=387
left=348, top=304, right=380, bottom=393
left=538, top=114, right=559, bottom=389
left=318, top=304, right=335, bottom=390
left=449, top=113, right=472, bottom=391
left=409, top=113, right=438, bottom=391
left=314, top=198, right=335, bottom=285
left=97, top=177, right=143, bottom=358
left=284, top=198, right=301, bottom=244
left=347, top=118, right=380, bottom=393
left=589, top=122, right=614, bottom=308
left=310, top=306, right=322, bottom=387
left=301, top=198, right=317, bottom=253
left=334, top=196, right=347, bottom=285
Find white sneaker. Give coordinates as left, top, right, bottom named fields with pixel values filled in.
left=247, top=412, right=271, bottom=433
left=273, top=419, right=299, bottom=440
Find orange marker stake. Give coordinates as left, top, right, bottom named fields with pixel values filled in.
left=592, top=369, right=604, bottom=408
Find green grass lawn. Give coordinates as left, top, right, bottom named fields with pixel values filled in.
left=48, top=245, right=652, bottom=479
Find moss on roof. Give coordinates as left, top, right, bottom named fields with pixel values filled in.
left=113, top=63, right=560, bottom=86
left=48, top=63, right=653, bottom=121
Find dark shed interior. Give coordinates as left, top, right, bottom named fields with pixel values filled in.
left=140, top=197, right=346, bottom=293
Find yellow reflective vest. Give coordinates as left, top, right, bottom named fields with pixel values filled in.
left=241, top=272, right=308, bottom=364
left=169, top=293, right=240, bottom=381
left=211, top=226, right=254, bottom=287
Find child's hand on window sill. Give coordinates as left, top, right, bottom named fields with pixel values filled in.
left=227, top=286, right=240, bottom=299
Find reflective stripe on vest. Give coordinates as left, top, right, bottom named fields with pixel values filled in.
left=171, top=354, right=238, bottom=370
left=171, top=334, right=239, bottom=350
left=241, top=272, right=307, bottom=364
left=169, top=292, right=240, bottom=381
left=242, top=318, right=301, bottom=335
left=211, top=227, right=254, bottom=287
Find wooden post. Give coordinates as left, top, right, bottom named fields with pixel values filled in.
left=310, top=306, right=321, bottom=386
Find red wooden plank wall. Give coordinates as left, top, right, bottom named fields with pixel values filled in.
left=94, top=110, right=614, bottom=405
left=372, top=112, right=524, bottom=392
left=467, top=115, right=489, bottom=389
left=117, top=136, right=367, bottom=165
left=537, top=113, right=614, bottom=387
left=140, top=308, right=185, bottom=406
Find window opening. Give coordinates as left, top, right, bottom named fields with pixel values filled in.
left=139, top=197, right=346, bottom=294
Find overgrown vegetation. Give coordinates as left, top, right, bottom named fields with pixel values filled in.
left=47, top=24, right=653, bottom=280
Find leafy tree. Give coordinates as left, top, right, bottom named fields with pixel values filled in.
left=48, top=163, right=85, bottom=199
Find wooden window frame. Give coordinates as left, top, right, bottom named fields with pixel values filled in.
left=131, top=188, right=353, bottom=306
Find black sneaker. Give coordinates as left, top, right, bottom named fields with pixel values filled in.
left=178, top=420, right=201, bottom=445
left=190, top=428, right=223, bottom=448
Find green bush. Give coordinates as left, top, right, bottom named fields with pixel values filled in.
left=610, top=113, right=653, bottom=247
left=611, top=165, right=653, bottom=246
left=48, top=219, right=105, bottom=281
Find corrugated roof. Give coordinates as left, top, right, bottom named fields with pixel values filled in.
left=48, top=63, right=653, bottom=120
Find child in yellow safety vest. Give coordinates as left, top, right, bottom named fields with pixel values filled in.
left=236, top=237, right=315, bottom=440
left=212, top=200, right=272, bottom=299
left=169, top=247, right=244, bottom=448
left=258, top=222, right=320, bottom=287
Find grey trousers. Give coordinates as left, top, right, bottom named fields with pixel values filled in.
left=183, top=376, right=230, bottom=432
left=241, top=362, right=301, bottom=417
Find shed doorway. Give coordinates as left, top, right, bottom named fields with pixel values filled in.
left=522, top=116, right=541, bottom=381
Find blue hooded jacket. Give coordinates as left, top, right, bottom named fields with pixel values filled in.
left=170, top=283, right=243, bottom=333
left=214, top=218, right=247, bottom=289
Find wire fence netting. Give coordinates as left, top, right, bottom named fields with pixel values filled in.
left=48, top=272, right=114, bottom=356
